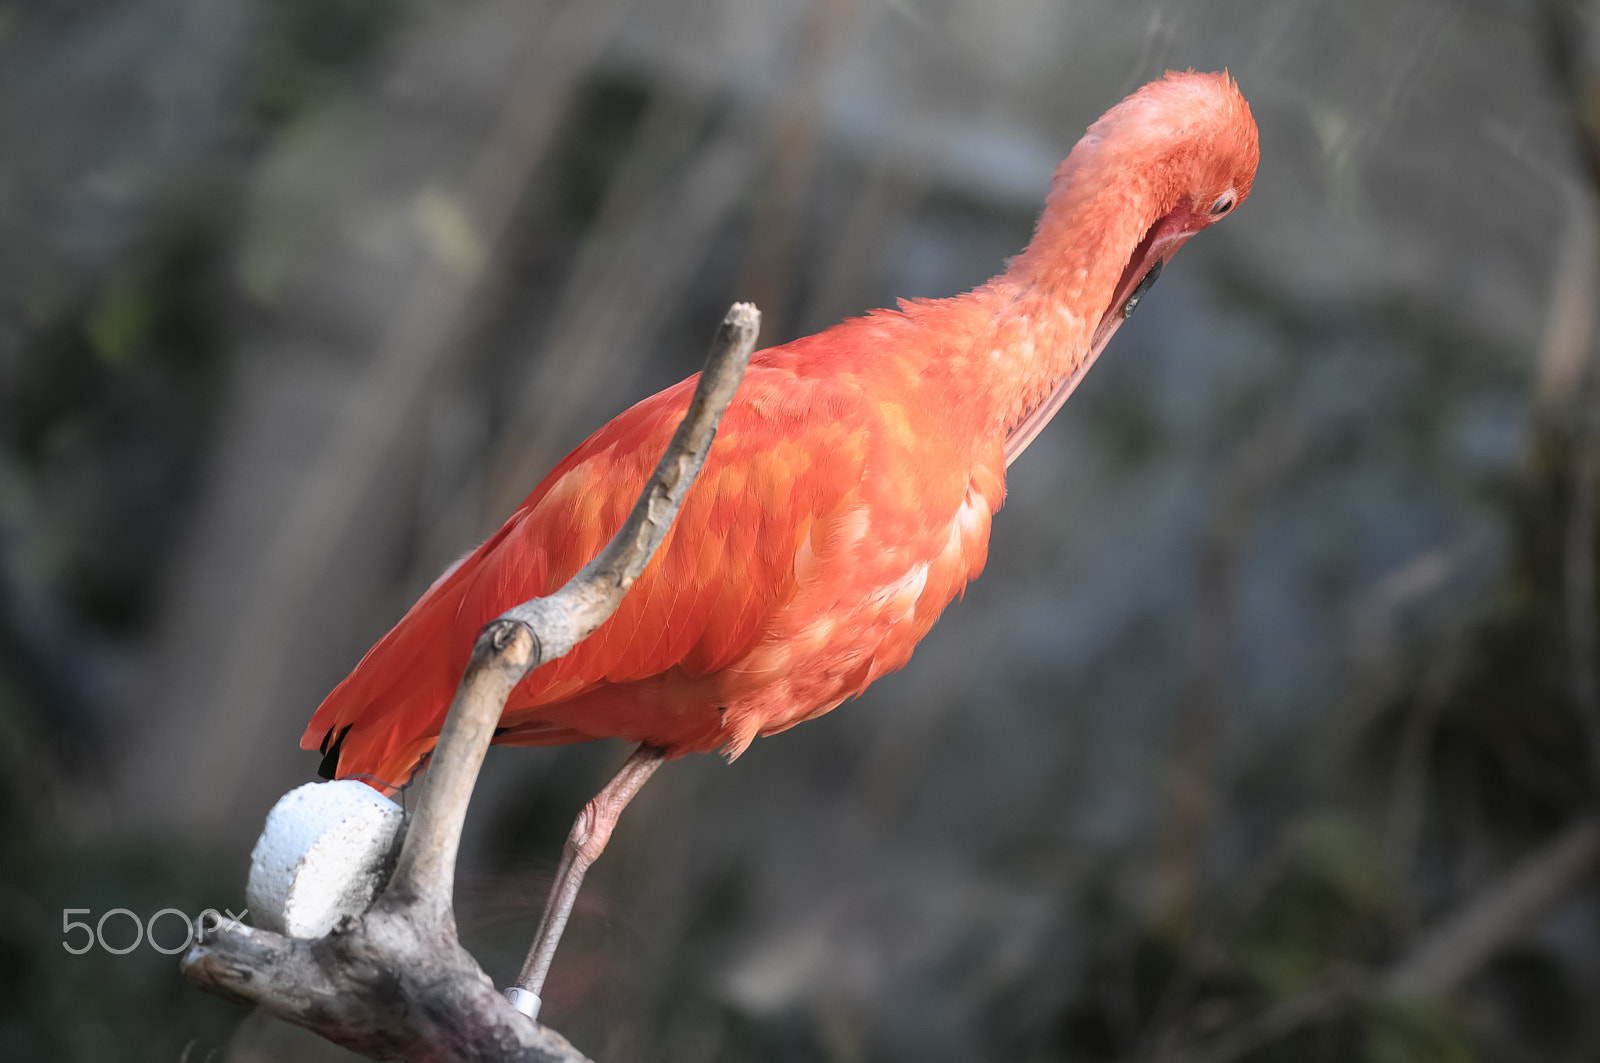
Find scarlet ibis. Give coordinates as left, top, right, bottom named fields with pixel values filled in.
left=304, top=70, right=1258, bottom=1008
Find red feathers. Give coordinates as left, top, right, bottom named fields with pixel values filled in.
left=302, top=72, right=1260, bottom=793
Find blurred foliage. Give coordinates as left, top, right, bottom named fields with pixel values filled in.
left=254, top=0, right=396, bottom=121
left=1031, top=414, right=1600, bottom=1062
left=0, top=1, right=405, bottom=1059
left=1, top=205, right=236, bottom=1050
left=559, top=78, right=655, bottom=226
left=1032, top=405, right=1598, bottom=1061
left=3, top=0, right=1600, bottom=1061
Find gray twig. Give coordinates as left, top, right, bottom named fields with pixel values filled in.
left=182, top=303, right=760, bottom=1062
left=1166, top=813, right=1600, bottom=1061
left=1384, top=815, right=1600, bottom=998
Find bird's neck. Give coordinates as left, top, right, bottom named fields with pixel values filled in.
left=914, top=172, right=1162, bottom=447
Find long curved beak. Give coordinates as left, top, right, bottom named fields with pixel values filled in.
left=1002, top=209, right=1201, bottom=465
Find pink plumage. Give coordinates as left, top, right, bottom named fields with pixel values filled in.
left=304, top=71, right=1260, bottom=793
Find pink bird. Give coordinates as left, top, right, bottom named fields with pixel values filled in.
left=305, top=70, right=1260, bottom=1008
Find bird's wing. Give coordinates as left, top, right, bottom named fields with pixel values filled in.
left=299, top=364, right=869, bottom=790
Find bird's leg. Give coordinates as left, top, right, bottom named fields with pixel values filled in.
left=506, top=743, right=666, bottom=1019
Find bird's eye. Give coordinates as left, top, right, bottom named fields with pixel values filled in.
left=1209, top=194, right=1235, bottom=216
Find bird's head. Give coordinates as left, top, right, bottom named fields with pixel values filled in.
left=998, top=72, right=1258, bottom=463
left=1023, top=70, right=1259, bottom=330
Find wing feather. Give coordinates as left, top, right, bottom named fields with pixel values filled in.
left=300, top=366, right=866, bottom=790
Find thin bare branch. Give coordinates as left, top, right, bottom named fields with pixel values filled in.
left=1532, top=184, right=1598, bottom=415
left=1174, top=816, right=1600, bottom=1061
left=395, top=301, right=757, bottom=910
left=381, top=621, right=542, bottom=917
left=1384, top=815, right=1600, bottom=997
left=183, top=303, right=761, bottom=1062
left=501, top=302, right=760, bottom=655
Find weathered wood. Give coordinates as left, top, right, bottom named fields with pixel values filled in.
left=183, top=909, right=590, bottom=1062
left=183, top=303, right=760, bottom=1062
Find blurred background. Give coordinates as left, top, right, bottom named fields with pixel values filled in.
left=3, top=0, right=1599, bottom=1059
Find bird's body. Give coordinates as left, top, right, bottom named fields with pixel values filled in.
left=306, top=71, right=1260, bottom=793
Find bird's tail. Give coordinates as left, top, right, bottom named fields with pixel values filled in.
left=298, top=520, right=528, bottom=794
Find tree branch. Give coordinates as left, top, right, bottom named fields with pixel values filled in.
left=1170, top=812, right=1600, bottom=1061
left=1383, top=814, right=1600, bottom=998
left=182, top=302, right=761, bottom=1061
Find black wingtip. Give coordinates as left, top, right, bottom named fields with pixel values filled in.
left=318, top=724, right=352, bottom=780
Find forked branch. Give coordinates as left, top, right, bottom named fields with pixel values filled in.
left=181, top=303, right=760, bottom=1062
